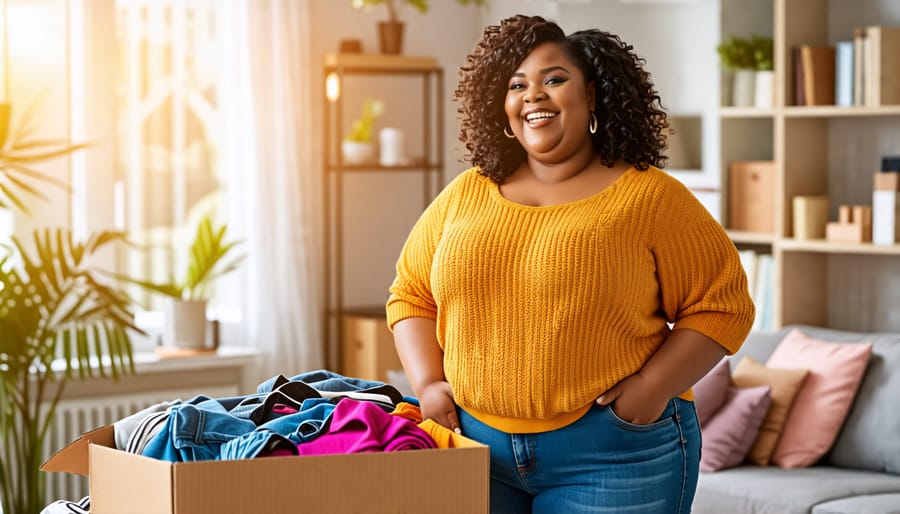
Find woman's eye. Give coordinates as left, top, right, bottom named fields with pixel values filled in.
left=509, top=82, right=525, bottom=90
left=545, top=76, right=567, bottom=85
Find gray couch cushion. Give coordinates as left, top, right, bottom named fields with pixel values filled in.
left=812, top=494, right=900, bottom=514
left=783, top=326, right=900, bottom=474
left=693, top=467, right=900, bottom=514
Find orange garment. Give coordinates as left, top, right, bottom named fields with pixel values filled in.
left=387, top=166, right=754, bottom=433
left=390, top=402, right=424, bottom=424
left=390, top=402, right=466, bottom=449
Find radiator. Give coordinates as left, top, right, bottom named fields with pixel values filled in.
left=42, top=385, right=238, bottom=506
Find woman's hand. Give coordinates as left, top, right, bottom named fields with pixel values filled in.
left=419, top=380, right=461, bottom=434
left=595, top=373, right=670, bottom=425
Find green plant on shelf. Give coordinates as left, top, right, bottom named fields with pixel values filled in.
left=344, top=98, right=384, bottom=144
left=717, top=34, right=773, bottom=71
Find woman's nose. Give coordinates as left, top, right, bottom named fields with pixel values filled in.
left=524, top=87, right=547, bottom=102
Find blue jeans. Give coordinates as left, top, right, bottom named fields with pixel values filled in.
left=458, top=398, right=700, bottom=514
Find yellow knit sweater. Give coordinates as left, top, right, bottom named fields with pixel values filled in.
left=387, top=166, right=754, bottom=433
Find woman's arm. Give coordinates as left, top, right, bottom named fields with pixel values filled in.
left=596, top=328, right=726, bottom=424
left=393, top=317, right=461, bottom=433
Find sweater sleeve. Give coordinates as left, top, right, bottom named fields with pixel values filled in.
left=385, top=174, right=457, bottom=330
left=650, top=179, right=755, bottom=354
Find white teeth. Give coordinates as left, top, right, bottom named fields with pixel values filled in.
left=525, top=112, right=556, bottom=122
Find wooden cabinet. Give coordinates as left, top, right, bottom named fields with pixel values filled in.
left=341, top=309, right=403, bottom=383
left=720, top=0, right=900, bottom=333
left=322, top=53, right=443, bottom=371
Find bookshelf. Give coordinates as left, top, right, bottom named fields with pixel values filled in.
left=720, top=0, right=900, bottom=333
left=322, top=53, right=444, bottom=370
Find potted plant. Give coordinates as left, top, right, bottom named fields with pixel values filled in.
left=0, top=103, right=139, bottom=514
left=717, top=35, right=757, bottom=107
left=751, top=35, right=775, bottom=108
left=119, top=215, right=244, bottom=349
left=717, top=34, right=774, bottom=107
left=342, top=97, right=383, bottom=165
left=351, top=0, right=485, bottom=54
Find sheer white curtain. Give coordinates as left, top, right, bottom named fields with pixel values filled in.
left=221, top=0, right=323, bottom=385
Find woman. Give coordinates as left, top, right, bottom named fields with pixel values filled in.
left=386, top=14, right=754, bottom=514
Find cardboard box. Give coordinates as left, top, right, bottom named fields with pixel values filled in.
left=42, top=425, right=489, bottom=514
left=342, top=309, right=403, bottom=383
left=729, top=161, right=776, bottom=233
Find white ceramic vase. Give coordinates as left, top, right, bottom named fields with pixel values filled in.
left=732, top=69, right=757, bottom=107
left=341, top=141, right=374, bottom=165
left=754, top=70, right=774, bottom=108
left=163, top=298, right=208, bottom=349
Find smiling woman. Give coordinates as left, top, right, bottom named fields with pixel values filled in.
left=387, top=14, right=754, bottom=514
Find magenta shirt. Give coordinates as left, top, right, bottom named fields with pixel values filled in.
left=296, top=398, right=436, bottom=455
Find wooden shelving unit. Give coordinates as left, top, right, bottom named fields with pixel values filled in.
left=322, top=53, right=444, bottom=370
left=720, top=0, right=900, bottom=332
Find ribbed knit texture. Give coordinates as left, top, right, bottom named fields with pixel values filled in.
left=387, top=166, right=755, bottom=433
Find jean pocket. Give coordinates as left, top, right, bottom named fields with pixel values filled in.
left=604, top=402, right=675, bottom=432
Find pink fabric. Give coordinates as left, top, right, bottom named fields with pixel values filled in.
left=699, top=385, right=772, bottom=472
left=766, top=329, right=873, bottom=468
left=270, top=404, right=299, bottom=415
left=693, top=357, right=731, bottom=426
left=296, top=398, right=437, bottom=456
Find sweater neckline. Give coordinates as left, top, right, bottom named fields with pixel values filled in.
left=487, top=165, right=638, bottom=211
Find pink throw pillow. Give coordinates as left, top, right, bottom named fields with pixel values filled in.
left=766, top=329, right=873, bottom=468
left=693, top=357, right=731, bottom=426
left=699, top=385, right=772, bottom=472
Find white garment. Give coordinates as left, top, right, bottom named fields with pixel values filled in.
left=40, top=496, right=90, bottom=514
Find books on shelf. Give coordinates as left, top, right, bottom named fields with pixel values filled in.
left=794, top=45, right=836, bottom=106
left=738, top=250, right=775, bottom=332
left=792, top=26, right=900, bottom=107
left=835, top=41, right=854, bottom=107
left=853, top=28, right=866, bottom=105
left=863, top=26, right=900, bottom=106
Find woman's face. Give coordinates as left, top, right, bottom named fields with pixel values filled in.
left=504, top=42, right=595, bottom=163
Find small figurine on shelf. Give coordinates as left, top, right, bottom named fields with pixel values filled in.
left=342, top=97, right=383, bottom=165
left=826, top=204, right=873, bottom=243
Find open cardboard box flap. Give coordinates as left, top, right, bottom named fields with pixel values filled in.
left=40, top=424, right=116, bottom=475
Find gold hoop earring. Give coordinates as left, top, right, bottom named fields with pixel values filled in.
left=589, top=112, right=598, bottom=134
left=504, top=126, right=516, bottom=139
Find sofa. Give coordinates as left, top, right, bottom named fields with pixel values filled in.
left=692, top=325, right=900, bottom=514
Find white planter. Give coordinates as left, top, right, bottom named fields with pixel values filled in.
left=732, top=69, right=756, bottom=107
left=163, top=298, right=208, bottom=349
left=341, top=141, right=374, bottom=165
left=754, top=70, right=774, bottom=108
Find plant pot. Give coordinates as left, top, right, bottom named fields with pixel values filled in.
left=342, top=140, right=375, bottom=165
left=754, top=70, right=774, bottom=108
left=163, top=298, right=208, bottom=349
left=378, top=21, right=404, bottom=55
left=732, top=68, right=757, bottom=107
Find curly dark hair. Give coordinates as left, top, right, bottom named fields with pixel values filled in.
left=453, top=15, right=669, bottom=182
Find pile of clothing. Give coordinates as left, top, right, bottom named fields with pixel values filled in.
left=42, top=370, right=460, bottom=513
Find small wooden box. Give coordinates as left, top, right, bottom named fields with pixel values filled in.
left=341, top=309, right=403, bottom=383
left=729, top=161, right=776, bottom=233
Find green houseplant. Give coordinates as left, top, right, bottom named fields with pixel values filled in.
left=351, top=0, right=485, bottom=54
left=0, top=103, right=139, bottom=514
left=342, top=97, right=383, bottom=165
left=717, top=34, right=773, bottom=107
left=119, top=216, right=244, bottom=349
